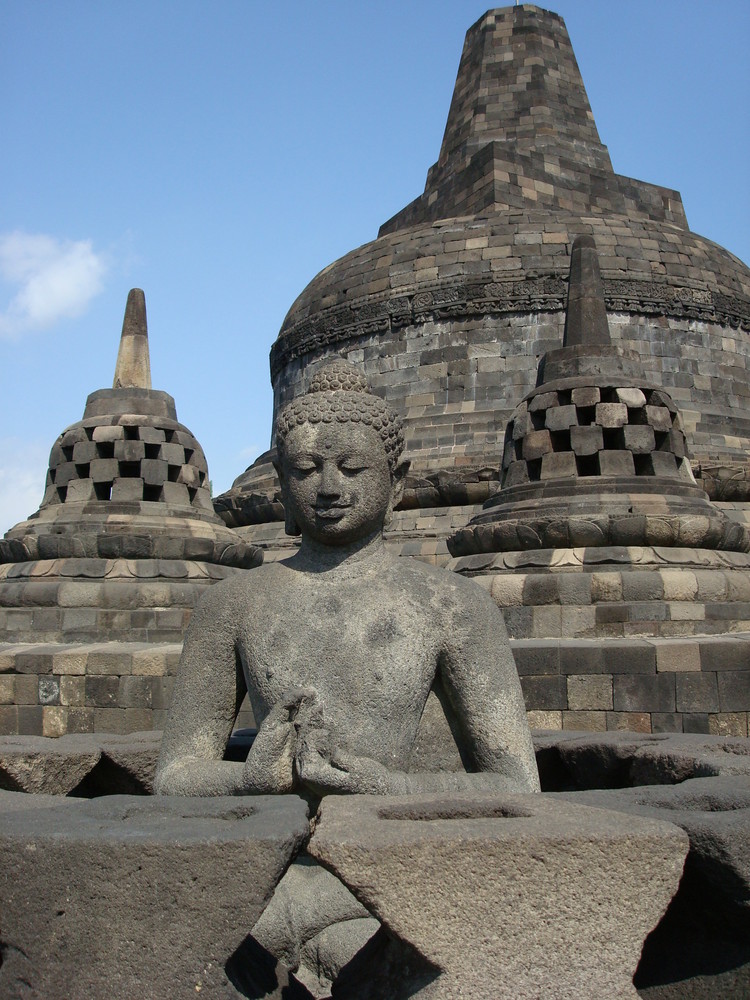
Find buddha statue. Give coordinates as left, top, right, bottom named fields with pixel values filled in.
left=155, top=360, right=539, bottom=798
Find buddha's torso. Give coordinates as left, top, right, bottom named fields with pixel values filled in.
left=232, top=554, right=451, bottom=766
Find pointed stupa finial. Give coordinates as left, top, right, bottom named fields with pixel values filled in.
left=113, top=288, right=152, bottom=389
left=563, top=235, right=611, bottom=349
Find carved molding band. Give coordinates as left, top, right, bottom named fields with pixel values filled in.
left=271, top=275, right=750, bottom=379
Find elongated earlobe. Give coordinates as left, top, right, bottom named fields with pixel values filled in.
left=273, top=455, right=301, bottom=537
left=385, top=459, right=410, bottom=527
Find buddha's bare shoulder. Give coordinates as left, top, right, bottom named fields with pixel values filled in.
left=191, top=561, right=291, bottom=616
left=381, top=552, right=499, bottom=618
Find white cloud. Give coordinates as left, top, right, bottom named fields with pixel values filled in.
left=0, top=439, right=49, bottom=536
left=0, top=231, right=107, bottom=338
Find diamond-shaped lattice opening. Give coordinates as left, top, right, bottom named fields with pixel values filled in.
left=94, top=482, right=112, bottom=500
left=96, top=442, right=114, bottom=458
left=550, top=430, right=571, bottom=452
left=576, top=453, right=599, bottom=477
left=143, top=485, right=161, bottom=502
left=123, top=425, right=139, bottom=440
left=118, top=461, right=140, bottom=478
left=75, top=463, right=90, bottom=478
left=527, top=458, right=542, bottom=482
left=144, top=443, right=160, bottom=459
left=634, top=454, right=654, bottom=476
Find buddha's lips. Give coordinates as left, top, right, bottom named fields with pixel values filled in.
left=314, top=505, right=350, bottom=518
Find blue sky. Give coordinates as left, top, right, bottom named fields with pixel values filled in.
left=1, top=0, right=748, bottom=534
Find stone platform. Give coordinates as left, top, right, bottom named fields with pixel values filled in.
left=1, top=730, right=748, bottom=998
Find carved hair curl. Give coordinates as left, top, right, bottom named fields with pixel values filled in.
left=275, top=360, right=405, bottom=473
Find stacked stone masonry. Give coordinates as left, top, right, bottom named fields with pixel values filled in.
left=42, top=414, right=211, bottom=511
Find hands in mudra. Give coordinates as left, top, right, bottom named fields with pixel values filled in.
left=244, top=688, right=391, bottom=797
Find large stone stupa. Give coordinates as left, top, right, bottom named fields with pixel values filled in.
left=218, top=4, right=750, bottom=563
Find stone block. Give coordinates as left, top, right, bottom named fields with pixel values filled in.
left=60, top=676, right=85, bottom=706
left=526, top=710, right=562, bottom=730
left=520, top=675, right=566, bottom=710
left=545, top=404, right=577, bottom=431
left=140, top=459, right=169, bottom=485
left=113, top=439, right=146, bottom=461
left=682, top=713, right=711, bottom=734
left=571, top=386, right=600, bottom=407
left=0, top=793, right=309, bottom=999
left=111, top=477, right=145, bottom=501
left=90, top=459, right=119, bottom=482
left=310, top=793, right=686, bottom=1000
left=176, top=464, right=202, bottom=487
left=567, top=674, right=613, bottom=710
left=159, top=443, right=186, bottom=465
left=595, top=402, right=628, bottom=428
left=92, top=425, right=125, bottom=443
left=613, top=674, right=675, bottom=713
left=621, top=424, right=656, bottom=454
left=605, top=712, right=651, bottom=733
left=675, top=673, right=720, bottom=713
left=699, top=637, right=750, bottom=672
left=655, top=641, right=701, bottom=673
left=71, top=441, right=97, bottom=463
left=42, top=706, right=68, bottom=738
left=598, top=450, right=636, bottom=477
left=540, top=452, right=577, bottom=480
left=563, top=711, right=607, bottom=731
left=717, top=672, right=750, bottom=713
left=528, top=391, right=558, bottom=412
left=615, top=387, right=647, bottom=408
left=85, top=676, right=119, bottom=708
left=645, top=405, right=673, bottom=432
left=709, top=713, right=748, bottom=737
left=570, top=425, right=603, bottom=455
left=651, top=713, right=683, bottom=733
left=137, top=426, right=167, bottom=444
left=161, top=482, right=192, bottom=505
left=522, top=429, right=552, bottom=460
left=643, top=452, right=679, bottom=477
left=65, top=478, right=96, bottom=502
left=503, top=460, right=530, bottom=487
left=37, top=676, right=60, bottom=706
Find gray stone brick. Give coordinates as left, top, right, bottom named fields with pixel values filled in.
left=520, top=675, right=567, bottom=710
left=621, top=425, right=655, bottom=454
left=114, top=440, right=146, bottom=462
left=545, top=405, right=577, bottom=431
left=540, top=452, right=577, bottom=480
left=90, top=459, right=119, bottom=482
left=111, top=478, right=145, bottom=502
left=522, top=429, right=552, bottom=460
left=595, top=402, right=627, bottom=428
left=615, top=387, right=647, bottom=407
left=511, top=641, right=560, bottom=676
left=598, top=451, right=635, bottom=476
left=675, top=673, right=719, bottom=713
left=651, top=713, right=683, bottom=733
left=613, top=674, right=675, bottom=712
left=645, top=405, right=672, bottom=431
left=571, top=386, right=600, bottom=407
left=65, top=479, right=96, bottom=502
left=85, top=676, right=120, bottom=708
left=716, top=672, right=750, bottom=712
left=570, top=425, right=603, bottom=456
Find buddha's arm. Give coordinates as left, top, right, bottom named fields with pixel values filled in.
left=154, top=583, right=249, bottom=795
left=434, top=582, right=540, bottom=793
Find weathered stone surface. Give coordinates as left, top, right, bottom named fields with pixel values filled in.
left=309, top=792, right=687, bottom=999
left=0, top=791, right=309, bottom=1000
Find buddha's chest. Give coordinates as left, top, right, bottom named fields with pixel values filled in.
left=236, top=590, right=438, bottom=716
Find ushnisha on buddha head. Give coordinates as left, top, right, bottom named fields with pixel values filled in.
left=274, top=360, right=410, bottom=545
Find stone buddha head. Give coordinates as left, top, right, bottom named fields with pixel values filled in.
left=274, top=361, right=409, bottom=545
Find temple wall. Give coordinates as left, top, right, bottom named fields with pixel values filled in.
left=272, top=312, right=750, bottom=475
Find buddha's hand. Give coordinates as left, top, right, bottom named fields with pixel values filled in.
left=243, top=687, right=319, bottom=794
left=295, top=728, right=395, bottom=797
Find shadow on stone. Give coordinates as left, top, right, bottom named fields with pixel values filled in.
left=332, top=927, right=440, bottom=1000
left=69, top=756, right=150, bottom=797
left=225, top=934, right=314, bottom=1000
left=634, top=867, right=750, bottom=999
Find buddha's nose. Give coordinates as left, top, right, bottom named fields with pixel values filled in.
left=318, top=462, right=342, bottom=497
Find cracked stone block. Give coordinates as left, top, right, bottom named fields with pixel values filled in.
left=159, top=443, right=187, bottom=465
left=310, top=792, right=687, bottom=1000
left=140, top=459, right=169, bottom=485
left=92, top=425, right=125, bottom=442
left=504, top=461, right=530, bottom=487
left=137, top=426, right=167, bottom=444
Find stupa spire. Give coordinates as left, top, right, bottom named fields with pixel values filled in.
left=563, top=235, right=611, bottom=348
left=113, top=288, right=151, bottom=389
